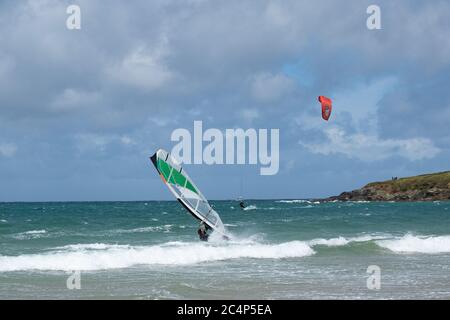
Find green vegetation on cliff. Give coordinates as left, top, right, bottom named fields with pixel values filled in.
left=366, top=171, right=450, bottom=193
left=329, top=171, right=450, bottom=202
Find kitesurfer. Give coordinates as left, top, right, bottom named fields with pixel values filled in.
left=239, top=201, right=246, bottom=209
left=197, top=221, right=209, bottom=241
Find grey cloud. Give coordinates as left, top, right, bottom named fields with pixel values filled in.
left=0, top=0, right=449, bottom=200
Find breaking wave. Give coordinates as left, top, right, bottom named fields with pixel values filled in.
left=2, top=233, right=449, bottom=272
left=0, top=240, right=314, bottom=272
left=376, top=234, right=450, bottom=254
left=308, top=235, right=387, bottom=247
left=276, top=200, right=310, bottom=204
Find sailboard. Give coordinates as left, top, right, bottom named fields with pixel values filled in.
left=150, top=149, right=228, bottom=238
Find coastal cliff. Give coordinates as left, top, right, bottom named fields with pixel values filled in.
left=327, top=171, right=450, bottom=202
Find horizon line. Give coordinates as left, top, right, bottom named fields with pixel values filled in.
left=0, top=197, right=317, bottom=204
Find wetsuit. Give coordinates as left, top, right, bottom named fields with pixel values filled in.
left=197, top=223, right=209, bottom=241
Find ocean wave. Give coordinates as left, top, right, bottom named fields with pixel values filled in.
left=54, top=243, right=131, bottom=251
left=24, top=230, right=46, bottom=234
left=0, top=240, right=314, bottom=272
left=243, top=205, right=257, bottom=211
left=277, top=200, right=321, bottom=205
left=276, top=200, right=310, bottom=204
left=308, top=236, right=350, bottom=247
left=308, top=235, right=386, bottom=247
left=115, top=225, right=173, bottom=234
left=3, top=232, right=448, bottom=272
left=11, top=230, right=47, bottom=240
left=0, top=219, right=7, bottom=223
left=376, top=234, right=450, bottom=254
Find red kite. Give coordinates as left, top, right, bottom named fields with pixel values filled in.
left=318, top=96, right=332, bottom=121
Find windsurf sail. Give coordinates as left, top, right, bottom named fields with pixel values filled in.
left=150, top=149, right=228, bottom=238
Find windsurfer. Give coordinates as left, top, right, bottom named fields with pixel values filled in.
left=198, top=221, right=209, bottom=241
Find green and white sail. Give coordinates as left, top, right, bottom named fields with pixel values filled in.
left=150, top=149, right=227, bottom=237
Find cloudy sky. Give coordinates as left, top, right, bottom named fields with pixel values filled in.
left=1, top=0, right=449, bottom=201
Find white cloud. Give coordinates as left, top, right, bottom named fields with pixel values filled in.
left=332, top=77, right=398, bottom=126
left=75, top=134, right=112, bottom=153
left=296, top=77, right=441, bottom=163
left=239, top=108, right=260, bottom=122
left=250, top=72, right=295, bottom=102
left=300, top=127, right=440, bottom=162
left=0, top=143, right=17, bottom=157
left=107, top=40, right=174, bottom=92
left=75, top=133, right=139, bottom=153
left=120, top=135, right=136, bottom=146
left=50, top=88, right=101, bottom=112
left=149, top=116, right=179, bottom=128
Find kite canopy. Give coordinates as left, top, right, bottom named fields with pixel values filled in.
left=318, top=96, right=332, bottom=121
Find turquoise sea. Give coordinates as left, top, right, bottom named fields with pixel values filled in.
left=0, top=200, right=449, bottom=299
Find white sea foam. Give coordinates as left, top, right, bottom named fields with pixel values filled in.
left=376, top=234, right=450, bottom=254
left=24, top=230, right=46, bottom=234
left=4, top=232, right=447, bottom=272
left=55, top=243, right=131, bottom=251
left=308, top=236, right=350, bottom=246
left=115, top=225, right=173, bottom=234
left=308, top=235, right=387, bottom=247
left=12, top=230, right=47, bottom=240
left=243, top=205, right=257, bottom=211
left=0, top=240, right=315, bottom=272
left=276, top=200, right=310, bottom=204
left=0, top=219, right=7, bottom=223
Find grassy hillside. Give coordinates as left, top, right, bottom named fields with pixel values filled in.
left=365, top=171, right=450, bottom=193
left=328, top=171, right=450, bottom=201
